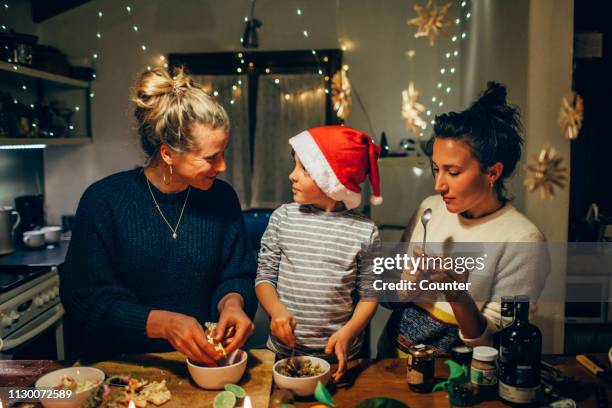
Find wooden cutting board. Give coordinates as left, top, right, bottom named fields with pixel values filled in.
left=84, top=349, right=274, bottom=407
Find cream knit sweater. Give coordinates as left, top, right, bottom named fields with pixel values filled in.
left=398, top=194, right=550, bottom=347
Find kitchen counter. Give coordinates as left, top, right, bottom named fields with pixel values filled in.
left=0, top=240, right=69, bottom=267
left=1, top=352, right=610, bottom=407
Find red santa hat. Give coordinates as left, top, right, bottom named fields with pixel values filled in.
left=288, top=125, right=383, bottom=210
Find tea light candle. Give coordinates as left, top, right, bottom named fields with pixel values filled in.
left=243, top=396, right=253, bottom=408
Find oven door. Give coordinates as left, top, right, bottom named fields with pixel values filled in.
left=565, top=275, right=608, bottom=323
left=0, top=304, right=64, bottom=359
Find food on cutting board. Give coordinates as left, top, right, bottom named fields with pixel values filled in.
left=213, top=390, right=237, bottom=408
left=212, top=384, right=247, bottom=408
left=110, top=377, right=171, bottom=407
left=275, top=357, right=325, bottom=378
left=54, top=374, right=97, bottom=393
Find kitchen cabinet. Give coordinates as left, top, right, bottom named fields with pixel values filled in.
left=0, top=61, right=92, bottom=146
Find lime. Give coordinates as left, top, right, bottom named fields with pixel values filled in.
left=213, top=390, right=237, bottom=408
left=224, top=384, right=246, bottom=399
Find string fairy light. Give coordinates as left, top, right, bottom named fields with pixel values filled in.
left=416, top=0, right=471, bottom=138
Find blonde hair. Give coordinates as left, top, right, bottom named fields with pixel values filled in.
left=132, top=66, right=229, bottom=162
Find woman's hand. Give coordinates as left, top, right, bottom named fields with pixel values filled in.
left=216, top=294, right=255, bottom=354
left=147, top=310, right=220, bottom=366
left=413, top=247, right=470, bottom=301
left=269, top=305, right=297, bottom=348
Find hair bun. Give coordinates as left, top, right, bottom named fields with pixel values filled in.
left=472, top=81, right=507, bottom=111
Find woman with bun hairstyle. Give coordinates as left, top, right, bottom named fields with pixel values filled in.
left=378, top=82, right=550, bottom=355
left=60, top=67, right=256, bottom=363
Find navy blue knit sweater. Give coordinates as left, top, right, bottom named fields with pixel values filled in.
left=60, top=168, right=256, bottom=355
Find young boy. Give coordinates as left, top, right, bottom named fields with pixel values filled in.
left=255, top=125, right=382, bottom=382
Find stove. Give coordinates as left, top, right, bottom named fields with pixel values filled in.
left=0, top=264, right=63, bottom=359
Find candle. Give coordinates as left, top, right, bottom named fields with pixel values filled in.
left=128, top=401, right=136, bottom=408
left=243, top=396, right=252, bottom=408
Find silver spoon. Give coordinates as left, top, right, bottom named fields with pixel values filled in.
left=421, top=208, right=432, bottom=252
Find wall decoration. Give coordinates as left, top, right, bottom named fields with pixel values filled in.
left=331, top=66, right=352, bottom=120
left=524, top=145, right=568, bottom=200
left=401, top=82, right=427, bottom=134
left=407, top=0, right=453, bottom=46
left=558, top=90, right=584, bottom=140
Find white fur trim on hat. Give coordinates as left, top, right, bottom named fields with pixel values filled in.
left=289, top=130, right=362, bottom=209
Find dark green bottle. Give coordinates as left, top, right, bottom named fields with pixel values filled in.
left=497, top=295, right=541, bottom=406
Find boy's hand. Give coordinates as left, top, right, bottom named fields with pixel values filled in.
left=270, top=306, right=297, bottom=348
left=325, top=326, right=355, bottom=383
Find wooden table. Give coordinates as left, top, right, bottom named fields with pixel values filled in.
left=289, top=356, right=612, bottom=407
left=1, top=353, right=611, bottom=407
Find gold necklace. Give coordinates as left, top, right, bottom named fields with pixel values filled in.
left=146, top=178, right=190, bottom=239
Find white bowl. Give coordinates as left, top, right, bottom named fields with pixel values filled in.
left=273, top=356, right=331, bottom=397
left=35, top=366, right=105, bottom=408
left=186, top=349, right=248, bottom=390
left=41, top=226, right=62, bottom=244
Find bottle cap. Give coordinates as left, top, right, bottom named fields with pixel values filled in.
left=472, top=346, right=498, bottom=362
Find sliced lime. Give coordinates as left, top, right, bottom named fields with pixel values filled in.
left=213, top=390, right=237, bottom=408
left=224, top=384, right=246, bottom=399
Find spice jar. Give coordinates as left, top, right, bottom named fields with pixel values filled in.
left=406, top=344, right=435, bottom=393
left=470, top=346, right=498, bottom=400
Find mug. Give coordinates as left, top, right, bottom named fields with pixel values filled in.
left=23, top=230, right=45, bottom=248
left=40, top=226, right=62, bottom=244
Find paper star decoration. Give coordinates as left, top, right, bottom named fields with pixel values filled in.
left=524, top=145, right=568, bottom=200
left=331, top=67, right=352, bottom=120
left=407, top=0, right=453, bottom=46
left=558, top=91, right=584, bottom=140
left=401, top=82, right=427, bottom=134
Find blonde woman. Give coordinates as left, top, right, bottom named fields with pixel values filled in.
left=61, top=68, right=255, bottom=364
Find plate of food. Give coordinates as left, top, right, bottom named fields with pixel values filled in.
left=273, top=356, right=330, bottom=397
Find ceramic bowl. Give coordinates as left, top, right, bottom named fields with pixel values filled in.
left=35, top=366, right=105, bottom=408
left=186, top=349, right=248, bottom=390
left=23, top=230, right=45, bottom=248
left=273, top=356, right=331, bottom=397
left=41, top=226, right=62, bottom=244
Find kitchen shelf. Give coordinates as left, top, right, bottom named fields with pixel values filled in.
left=0, top=137, right=91, bottom=146
left=0, top=61, right=89, bottom=88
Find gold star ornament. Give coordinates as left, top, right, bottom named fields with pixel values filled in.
left=331, top=66, right=352, bottom=120
left=558, top=91, right=584, bottom=140
left=524, top=145, right=568, bottom=200
left=401, top=82, right=427, bottom=134
left=407, top=0, right=453, bottom=46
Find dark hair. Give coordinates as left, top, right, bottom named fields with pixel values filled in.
left=427, top=81, right=523, bottom=203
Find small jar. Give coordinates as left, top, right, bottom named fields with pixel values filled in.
left=451, top=345, right=473, bottom=367
left=470, top=346, right=498, bottom=400
left=406, top=344, right=436, bottom=393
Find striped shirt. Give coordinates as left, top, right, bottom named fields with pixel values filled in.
left=255, top=203, right=380, bottom=359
